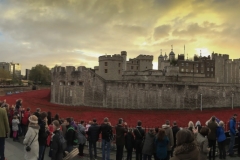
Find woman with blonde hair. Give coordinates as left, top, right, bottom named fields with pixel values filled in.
left=23, top=115, right=40, bottom=160
left=188, top=121, right=194, bottom=132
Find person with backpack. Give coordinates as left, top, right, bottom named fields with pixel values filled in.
left=65, top=118, right=76, bottom=153
left=77, top=120, right=86, bottom=157
left=87, top=118, right=100, bottom=160
left=134, top=120, right=145, bottom=160
left=50, top=120, right=64, bottom=160
left=100, top=117, right=113, bottom=160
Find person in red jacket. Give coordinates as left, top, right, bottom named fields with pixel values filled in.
left=21, top=108, right=31, bottom=136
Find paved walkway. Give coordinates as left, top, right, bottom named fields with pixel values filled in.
left=4, top=137, right=240, bottom=160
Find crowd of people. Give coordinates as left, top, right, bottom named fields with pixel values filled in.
left=0, top=98, right=240, bottom=160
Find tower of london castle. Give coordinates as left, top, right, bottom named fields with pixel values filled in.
left=51, top=49, right=240, bottom=109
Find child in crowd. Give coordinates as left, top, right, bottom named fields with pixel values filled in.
left=12, top=115, right=20, bottom=141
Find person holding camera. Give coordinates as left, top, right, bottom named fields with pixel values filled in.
left=23, top=115, right=40, bottom=160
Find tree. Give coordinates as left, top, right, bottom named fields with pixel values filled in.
left=29, top=64, right=51, bottom=85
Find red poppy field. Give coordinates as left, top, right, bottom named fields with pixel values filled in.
left=1, top=89, right=239, bottom=128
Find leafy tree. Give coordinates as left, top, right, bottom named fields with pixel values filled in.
left=29, top=64, right=51, bottom=85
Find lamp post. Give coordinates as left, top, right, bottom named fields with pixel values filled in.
left=232, top=93, right=234, bottom=110
left=200, top=93, right=203, bottom=111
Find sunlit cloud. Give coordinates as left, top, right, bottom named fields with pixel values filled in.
left=0, top=0, right=239, bottom=74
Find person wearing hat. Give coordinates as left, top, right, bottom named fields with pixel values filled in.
left=23, top=115, right=40, bottom=160
left=0, top=106, right=10, bottom=160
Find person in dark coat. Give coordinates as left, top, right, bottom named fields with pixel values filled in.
left=50, top=120, right=63, bottom=160
left=171, top=121, right=180, bottom=157
left=142, top=129, right=155, bottom=160
left=100, top=117, right=113, bottom=160
left=65, top=118, right=75, bottom=153
left=115, top=118, right=128, bottom=160
left=38, top=112, right=49, bottom=160
left=33, top=108, right=41, bottom=120
left=207, top=116, right=218, bottom=160
left=15, top=99, right=22, bottom=112
left=134, top=121, right=145, bottom=160
left=47, top=111, right=52, bottom=126
left=125, top=129, right=135, bottom=160
left=87, top=118, right=100, bottom=160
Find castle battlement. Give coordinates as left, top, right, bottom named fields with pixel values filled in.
left=99, top=54, right=123, bottom=61
left=212, top=53, right=229, bottom=60
left=136, top=55, right=154, bottom=60
left=52, top=66, right=86, bottom=73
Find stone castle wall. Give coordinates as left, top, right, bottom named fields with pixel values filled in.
left=51, top=66, right=240, bottom=109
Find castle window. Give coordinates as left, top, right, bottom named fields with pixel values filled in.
left=207, top=74, right=209, bottom=77
left=181, top=68, right=184, bottom=72
left=131, top=66, right=133, bottom=69
left=105, top=62, right=108, bottom=66
left=196, top=70, right=198, bottom=73
left=137, top=61, right=138, bottom=64
left=191, top=69, right=193, bottom=72
left=201, top=64, right=204, bottom=67
left=60, top=81, right=65, bottom=85
left=201, top=70, right=204, bottom=73
left=118, top=63, right=121, bottom=67
left=186, top=69, right=188, bottom=72
left=78, top=81, right=83, bottom=86
left=118, top=70, right=120, bottom=74
left=196, top=64, right=198, bottom=67
left=181, top=63, right=184, bottom=66
left=137, top=66, right=138, bottom=70
left=207, top=68, right=209, bottom=71
left=186, top=63, right=188, bottom=66
left=132, top=61, right=133, bottom=64
left=105, top=69, right=108, bottom=73
left=211, top=68, right=213, bottom=71
left=68, top=81, right=75, bottom=86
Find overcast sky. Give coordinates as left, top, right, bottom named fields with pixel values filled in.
left=0, top=0, right=240, bottom=74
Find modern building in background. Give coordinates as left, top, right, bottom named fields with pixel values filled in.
left=0, top=62, right=21, bottom=78
left=25, top=69, right=31, bottom=80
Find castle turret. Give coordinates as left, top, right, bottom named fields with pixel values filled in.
left=121, top=51, right=127, bottom=71
left=158, top=49, right=164, bottom=70
left=98, top=54, right=123, bottom=80
left=169, top=45, right=175, bottom=62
